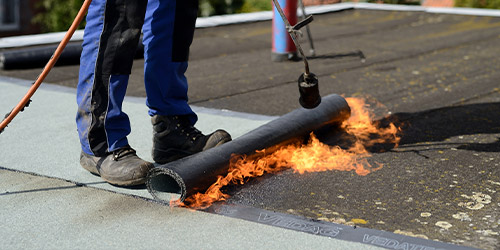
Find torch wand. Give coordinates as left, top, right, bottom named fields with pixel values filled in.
left=0, top=0, right=92, bottom=135
left=271, top=0, right=321, bottom=109
left=298, top=0, right=315, bottom=56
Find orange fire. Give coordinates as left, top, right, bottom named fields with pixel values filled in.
left=181, top=97, right=401, bottom=209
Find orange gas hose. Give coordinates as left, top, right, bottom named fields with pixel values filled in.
left=0, top=0, right=92, bottom=134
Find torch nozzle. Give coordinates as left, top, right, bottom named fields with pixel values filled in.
left=298, top=73, right=321, bottom=109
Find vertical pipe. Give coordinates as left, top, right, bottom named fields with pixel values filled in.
left=272, top=0, right=297, bottom=62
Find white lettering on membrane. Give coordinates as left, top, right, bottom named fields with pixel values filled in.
left=363, top=234, right=446, bottom=250
left=258, top=212, right=342, bottom=237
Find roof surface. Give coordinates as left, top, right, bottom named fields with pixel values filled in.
left=1, top=4, right=499, bottom=249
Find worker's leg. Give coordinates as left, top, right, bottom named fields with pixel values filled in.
left=142, top=0, right=231, bottom=164
left=76, top=0, right=152, bottom=186
left=142, top=0, right=198, bottom=124
left=77, top=0, right=147, bottom=156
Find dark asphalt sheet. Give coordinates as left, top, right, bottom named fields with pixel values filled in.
left=1, top=8, right=499, bottom=249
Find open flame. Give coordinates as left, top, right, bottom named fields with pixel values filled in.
left=180, top=97, right=401, bottom=209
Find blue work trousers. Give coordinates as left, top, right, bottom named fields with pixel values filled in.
left=76, top=0, right=199, bottom=156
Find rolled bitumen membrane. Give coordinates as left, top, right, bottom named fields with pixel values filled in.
left=0, top=42, right=144, bottom=70
left=0, top=43, right=82, bottom=70
left=146, top=94, right=351, bottom=203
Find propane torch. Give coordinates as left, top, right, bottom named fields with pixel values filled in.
left=272, top=0, right=321, bottom=109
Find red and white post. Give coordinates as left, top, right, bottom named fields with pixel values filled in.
left=272, top=0, right=298, bottom=62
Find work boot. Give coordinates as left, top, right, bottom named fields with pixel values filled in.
left=151, top=115, right=232, bottom=164
left=80, top=145, right=154, bottom=186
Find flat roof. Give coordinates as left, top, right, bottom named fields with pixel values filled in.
left=1, top=4, right=499, bottom=249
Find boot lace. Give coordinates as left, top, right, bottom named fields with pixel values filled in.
left=174, top=116, right=204, bottom=141
left=112, top=146, right=137, bottom=161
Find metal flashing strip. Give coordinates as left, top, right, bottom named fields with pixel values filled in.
left=425, top=6, right=500, bottom=16
left=0, top=30, right=85, bottom=49
left=206, top=203, right=477, bottom=250
left=196, top=11, right=273, bottom=28
left=2, top=3, right=500, bottom=49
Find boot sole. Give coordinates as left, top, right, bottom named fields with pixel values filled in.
left=100, top=176, right=147, bottom=186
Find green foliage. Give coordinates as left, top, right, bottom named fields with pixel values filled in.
left=455, top=0, right=500, bottom=9
left=199, top=0, right=245, bottom=16
left=238, top=0, right=273, bottom=13
left=33, top=0, right=86, bottom=32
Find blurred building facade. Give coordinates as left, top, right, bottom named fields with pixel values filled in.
left=0, top=0, right=39, bottom=37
